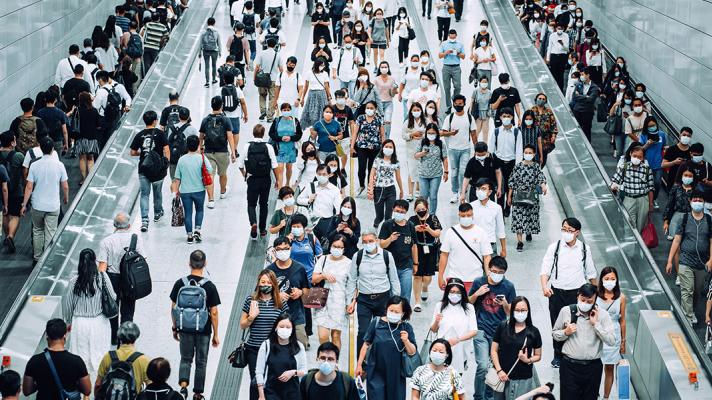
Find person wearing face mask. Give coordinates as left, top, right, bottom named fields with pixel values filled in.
left=406, top=72, right=441, bottom=113
left=269, top=186, right=298, bottom=236
left=438, top=29, right=465, bottom=113
left=519, top=111, right=543, bottom=163
left=546, top=22, right=570, bottom=90
left=491, top=296, right=543, bottom=400
left=538, top=19, right=555, bottom=59
left=488, top=108, right=523, bottom=217
left=293, top=141, right=319, bottom=189
left=324, top=154, right=348, bottom=192
left=393, top=7, right=412, bottom=65
left=300, top=342, right=359, bottom=400
left=663, top=169, right=694, bottom=244
left=402, top=103, right=427, bottom=200
left=254, top=38, right=284, bottom=122
left=326, top=197, right=361, bottom=258
left=570, top=67, right=600, bottom=142
left=607, top=90, right=633, bottom=158
left=368, top=139, right=404, bottom=227
left=489, top=73, right=523, bottom=128
left=311, top=235, right=351, bottom=348
left=585, top=38, right=603, bottom=85
left=409, top=198, right=442, bottom=307
left=553, top=283, right=616, bottom=400
left=311, top=4, right=332, bottom=45
left=239, top=125, right=279, bottom=238
left=275, top=57, right=305, bottom=119
left=332, top=35, right=362, bottom=96
left=638, top=116, right=667, bottom=208
left=398, top=55, right=422, bottom=116
left=467, top=256, right=516, bottom=400
left=529, top=93, right=557, bottom=166
left=309, top=105, right=343, bottom=162
left=666, top=191, right=712, bottom=325
left=623, top=97, right=647, bottom=147
left=472, top=76, right=493, bottom=143
left=297, top=164, right=343, bottom=241
left=508, top=144, right=548, bottom=252
left=300, top=58, right=333, bottom=130
left=633, top=83, right=651, bottom=112
left=438, top=203, right=493, bottom=291
left=662, top=127, right=693, bottom=191
left=268, top=103, right=304, bottom=186
left=288, top=214, right=324, bottom=283
left=610, top=145, right=654, bottom=232
left=267, top=237, right=312, bottom=348
left=255, top=314, right=307, bottom=400
left=239, top=269, right=288, bottom=400
left=351, top=69, right=383, bottom=117
left=415, top=124, right=449, bottom=213
left=374, top=61, right=398, bottom=138
left=351, top=20, right=369, bottom=66
left=368, top=9, right=390, bottom=69
left=352, top=100, right=385, bottom=193
left=471, top=178, right=506, bottom=257
left=435, top=1, right=453, bottom=42
left=430, top=278, right=478, bottom=371
left=540, top=217, right=597, bottom=368
left=462, top=142, right=502, bottom=203
left=378, top=199, right=418, bottom=303
left=330, top=1, right=349, bottom=45
left=310, top=37, right=334, bottom=70
left=354, top=295, right=416, bottom=400
left=675, top=142, right=712, bottom=192
left=471, top=36, right=497, bottom=92
left=411, top=339, right=466, bottom=400
left=595, top=267, right=626, bottom=400
left=441, top=94, right=477, bottom=204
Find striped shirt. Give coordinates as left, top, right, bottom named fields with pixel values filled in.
left=242, top=295, right=288, bottom=347
left=115, top=16, right=131, bottom=34
left=63, top=272, right=116, bottom=319
left=142, top=22, right=169, bottom=51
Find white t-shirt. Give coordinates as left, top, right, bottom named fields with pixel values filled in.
left=222, top=85, right=246, bottom=118
left=431, top=302, right=477, bottom=371
left=407, top=87, right=440, bottom=109
left=475, top=46, right=495, bottom=71
left=27, top=156, right=68, bottom=212
left=400, top=67, right=421, bottom=96
left=442, top=113, right=475, bottom=151
left=22, top=148, right=59, bottom=169
left=394, top=16, right=411, bottom=39
left=307, top=71, right=329, bottom=91
left=440, top=225, right=493, bottom=282
left=276, top=71, right=303, bottom=105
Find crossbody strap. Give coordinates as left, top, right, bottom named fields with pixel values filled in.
left=505, top=336, right=528, bottom=376
left=43, top=351, right=68, bottom=399
left=451, top=227, right=483, bottom=265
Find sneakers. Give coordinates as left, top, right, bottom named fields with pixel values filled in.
left=421, top=291, right=428, bottom=301
left=179, top=387, right=188, bottom=399
left=207, top=200, right=215, bottom=209
left=187, top=235, right=194, bottom=244
left=259, top=112, right=267, bottom=121
left=688, top=314, right=698, bottom=325
left=250, top=224, right=258, bottom=240
left=675, top=276, right=680, bottom=286
left=211, top=79, right=218, bottom=84
left=551, top=357, right=560, bottom=368
left=260, top=230, right=268, bottom=237
left=154, top=211, right=164, bottom=222
left=654, top=201, right=660, bottom=210
left=204, top=82, right=209, bottom=88
left=141, top=222, right=149, bottom=232
left=193, top=392, right=205, bottom=400
left=526, top=233, right=532, bottom=242
left=406, top=194, right=414, bottom=201
left=193, top=230, right=202, bottom=243
left=413, top=303, right=422, bottom=312
left=3, top=237, right=15, bottom=254
left=220, top=188, right=228, bottom=199
left=516, top=241, right=524, bottom=252
left=450, top=193, right=459, bottom=203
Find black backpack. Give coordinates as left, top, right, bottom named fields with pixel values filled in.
left=156, top=7, right=168, bottom=25
left=0, top=151, right=22, bottom=196
left=221, top=85, right=240, bottom=112
left=355, top=249, right=391, bottom=276
left=126, top=33, right=144, bottom=58
left=81, top=50, right=95, bottom=62
left=263, top=28, right=279, bottom=49
left=167, top=124, right=189, bottom=165
left=229, top=35, right=245, bottom=62
left=245, top=141, right=271, bottom=177
left=679, top=212, right=712, bottom=241
left=165, top=106, right=181, bottom=130
left=119, top=234, right=152, bottom=301
left=103, top=85, right=123, bottom=122
left=242, top=12, right=256, bottom=34
left=41, top=114, right=63, bottom=142
left=98, top=351, right=143, bottom=400
left=203, top=115, right=226, bottom=149
left=218, top=64, right=239, bottom=87
left=138, top=131, right=168, bottom=182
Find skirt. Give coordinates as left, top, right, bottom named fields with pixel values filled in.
left=276, top=142, right=297, bottom=163
left=75, top=138, right=100, bottom=156
left=299, top=89, right=328, bottom=129
left=68, top=315, right=112, bottom=377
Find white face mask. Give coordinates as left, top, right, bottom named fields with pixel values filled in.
left=399, top=13, right=406, bottom=18
left=421, top=56, right=429, bottom=64
left=501, top=84, right=510, bottom=90
left=344, top=43, right=353, bottom=49
left=635, top=91, right=644, bottom=98
left=524, top=119, right=534, bottom=126
left=277, top=327, right=292, bottom=339
left=682, top=176, right=694, bottom=185
left=577, top=301, right=593, bottom=313
left=412, top=111, right=422, bottom=118
left=501, top=117, right=512, bottom=126
left=429, top=351, right=447, bottom=365
left=386, top=311, right=402, bottom=324
left=358, top=75, right=369, bottom=82
left=480, top=25, right=487, bottom=32
left=336, top=98, right=346, bottom=106
left=319, top=43, right=326, bottom=49
left=602, top=280, right=617, bottom=291
left=561, top=231, right=575, bottom=243
left=490, top=272, right=504, bottom=283
left=476, top=189, right=488, bottom=201
left=633, top=106, right=643, bottom=114
left=329, top=165, right=338, bottom=173
left=630, top=157, right=642, bottom=166
left=382, top=147, right=394, bottom=156
left=331, top=247, right=344, bottom=257
left=420, top=80, right=430, bottom=88
left=392, top=211, right=406, bottom=222
left=680, top=135, right=691, bottom=145
left=479, top=81, right=488, bottom=89
left=380, top=67, right=389, bottom=74
left=341, top=206, right=352, bottom=216
left=427, top=133, right=437, bottom=141
left=426, top=107, right=436, bottom=115
left=411, top=61, right=419, bottom=68
left=364, top=242, right=377, bottom=252
left=283, top=197, right=295, bottom=207
left=459, top=216, right=473, bottom=227
left=317, top=175, right=329, bottom=185
left=513, top=311, right=528, bottom=323
left=523, top=153, right=535, bottom=161
left=365, top=108, right=375, bottom=117
left=448, top=293, right=461, bottom=304
left=276, top=250, right=291, bottom=261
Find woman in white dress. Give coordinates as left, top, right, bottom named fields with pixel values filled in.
left=311, top=234, right=352, bottom=350
left=64, top=248, right=115, bottom=379
left=429, top=277, right=478, bottom=372
left=401, top=102, right=426, bottom=200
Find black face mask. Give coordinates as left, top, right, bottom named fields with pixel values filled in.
left=286, top=66, right=295, bottom=72
left=453, top=105, right=465, bottom=112
left=306, top=150, right=317, bottom=157
left=259, top=285, right=272, bottom=294
left=416, top=210, right=427, bottom=218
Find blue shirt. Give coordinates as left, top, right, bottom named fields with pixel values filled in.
left=468, top=277, right=517, bottom=337
left=639, top=130, right=667, bottom=170
left=290, top=234, right=323, bottom=281
left=439, top=40, right=465, bottom=65
left=314, top=119, right=341, bottom=153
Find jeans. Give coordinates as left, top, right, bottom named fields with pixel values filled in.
left=652, top=168, right=663, bottom=199
left=397, top=266, right=413, bottom=303
left=339, top=79, right=356, bottom=97
left=419, top=176, right=442, bottom=214
left=453, top=0, right=464, bottom=19
left=496, top=159, right=515, bottom=215
left=474, top=330, right=494, bottom=400
left=373, top=185, right=396, bottom=227
left=679, top=264, right=709, bottom=319
left=180, top=191, right=206, bottom=234
left=398, top=37, right=410, bottom=64
left=247, top=176, right=271, bottom=230
left=356, top=292, right=389, bottom=353
left=613, top=133, right=626, bottom=155
left=178, top=333, right=210, bottom=394
left=382, top=101, right=394, bottom=138
left=248, top=39, right=257, bottom=62
left=448, top=148, right=471, bottom=194
left=203, top=50, right=218, bottom=83
left=108, top=272, right=137, bottom=345
left=139, top=174, right=164, bottom=223
left=441, top=64, right=462, bottom=111
left=30, top=209, right=59, bottom=261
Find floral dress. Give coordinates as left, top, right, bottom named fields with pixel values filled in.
left=312, top=255, right=352, bottom=331
left=508, top=162, right=546, bottom=234
left=355, top=115, right=383, bottom=150
left=531, top=105, right=558, bottom=153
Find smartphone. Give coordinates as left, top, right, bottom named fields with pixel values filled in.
left=422, top=147, right=430, bottom=153
left=496, top=294, right=505, bottom=302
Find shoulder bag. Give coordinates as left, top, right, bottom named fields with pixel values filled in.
left=419, top=329, right=434, bottom=364
left=100, top=273, right=119, bottom=319
left=201, top=153, right=213, bottom=186
left=302, top=257, right=330, bottom=309
left=255, top=50, right=278, bottom=88
left=44, top=351, right=82, bottom=400
left=485, top=336, right=528, bottom=392
left=389, top=321, right=422, bottom=378
left=228, top=329, right=250, bottom=368
left=512, top=189, right=539, bottom=206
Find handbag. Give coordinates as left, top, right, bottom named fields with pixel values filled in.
left=468, top=67, right=478, bottom=84
left=641, top=216, right=658, bottom=248
left=171, top=196, right=185, bottom=227
left=392, top=322, right=421, bottom=378
left=485, top=337, right=528, bottom=392
left=100, top=274, right=119, bottom=319
left=228, top=329, right=250, bottom=368
left=44, top=351, right=82, bottom=400
left=512, top=190, right=539, bottom=206
left=604, top=114, right=622, bottom=136
left=255, top=49, right=278, bottom=88
left=302, top=257, right=330, bottom=309
left=201, top=154, right=213, bottom=186
left=419, top=330, right=434, bottom=364
left=407, top=26, right=416, bottom=41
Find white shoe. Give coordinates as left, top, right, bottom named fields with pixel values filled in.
left=450, top=194, right=459, bottom=204
left=675, top=276, right=680, bottom=286
left=220, top=187, right=229, bottom=199
left=207, top=200, right=215, bottom=209
left=413, top=303, right=422, bottom=312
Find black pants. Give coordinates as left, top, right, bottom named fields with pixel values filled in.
left=549, top=53, right=567, bottom=90
left=247, top=176, right=271, bottom=231
left=398, top=37, right=410, bottom=64
left=421, top=0, right=432, bottom=16
left=356, top=292, right=389, bottom=354
left=107, top=272, right=136, bottom=345
left=373, top=185, right=396, bottom=227
left=246, top=344, right=260, bottom=400
left=356, top=147, right=379, bottom=188
left=496, top=159, right=515, bottom=216
left=437, top=17, right=451, bottom=42
left=453, top=0, right=464, bottom=20
left=573, top=110, right=594, bottom=142
left=548, top=287, right=579, bottom=359
left=560, top=357, right=603, bottom=400
left=143, top=48, right=159, bottom=74
left=387, top=15, right=397, bottom=35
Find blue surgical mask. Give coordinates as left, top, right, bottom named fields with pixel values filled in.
left=430, top=351, right=447, bottom=365
left=318, top=361, right=335, bottom=375
left=691, top=201, right=704, bottom=213
left=490, top=272, right=504, bottom=283
left=364, top=242, right=377, bottom=252
left=291, top=227, right=304, bottom=237
left=682, top=176, right=694, bottom=186
left=393, top=211, right=406, bottom=222
left=647, top=125, right=657, bottom=133
left=693, top=155, right=704, bottom=163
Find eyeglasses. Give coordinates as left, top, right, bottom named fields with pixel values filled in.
left=318, top=356, right=337, bottom=362
left=561, top=228, right=577, bottom=234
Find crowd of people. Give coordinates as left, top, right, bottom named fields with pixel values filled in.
left=1, top=1, right=711, bottom=400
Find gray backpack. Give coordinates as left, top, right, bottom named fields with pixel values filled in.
left=172, top=277, right=210, bottom=333
left=201, top=28, right=219, bottom=52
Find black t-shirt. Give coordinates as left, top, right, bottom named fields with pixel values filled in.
left=299, top=372, right=360, bottom=400
left=267, top=261, right=310, bottom=324
left=378, top=219, right=416, bottom=268
left=160, top=105, right=190, bottom=127
left=489, top=87, right=522, bottom=125
left=130, top=128, right=168, bottom=165
left=333, top=105, right=355, bottom=139
left=169, top=274, right=222, bottom=335
left=664, top=145, right=691, bottom=185
left=492, top=322, right=542, bottom=380
left=463, top=155, right=499, bottom=200
left=25, top=349, right=89, bottom=400
left=408, top=214, right=442, bottom=247
left=199, top=114, right=233, bottom=153
left=78, top=107, right=101, bottom=140
left=62, top=78, right=91, bottom=109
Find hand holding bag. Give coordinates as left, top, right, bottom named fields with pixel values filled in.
left=171, top=196, right=185, bottom=227
left=302, top=257, right=330, bottom=309
left=228, top=329, right=250, bottom=368
left=100, top=273, right=119, bottom=319
left=512, top=190, right=539, bottom=206
left=641, top=216, right=658, bottom=248
left=201, top=153, right=213, bottom=186
left=485, top=337, right=527, bottom=392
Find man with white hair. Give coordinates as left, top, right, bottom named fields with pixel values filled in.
left=94, top=322, right=151, bottom=397
left=97, top=212, right=144, bottom=345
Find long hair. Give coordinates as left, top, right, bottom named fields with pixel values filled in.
left=268, top=313, right=301, bottom=356
left=78, top=92, right=93, bottom=110
left=597, top=266, right=621, bottom=300
left=339, top=196, right=357, bottom=226
left=324, top=153, right=345, bottom=183
left=507, top=296, right=533, bottom=336
left=74, top=248, right=99, bottom=297
left=253, top=269, right=283, bottom=310
left=440, top=278, right=470, bottom=314
left=407, top=102, right=425, bottom=130
left=377, top=139, right=398, bottom=163
left=104, top=15, right=118, bottom=38
left=420, top=123, right=444, bottom=154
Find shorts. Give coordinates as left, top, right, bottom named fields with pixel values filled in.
left=206, top=152, right=229, bottom=176
left=6, top=197, right=22, bottom=217
left=371, top=43, right=387, bottom=50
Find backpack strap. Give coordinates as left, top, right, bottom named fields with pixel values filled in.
left=568, top=304, right=579, bottom=325
left=181, top=276, right=190, bottom=286
left=304, top=370, right=318, bottom=394
left=130, top=234, right=138, bottom=252
left=549, top=240, right=562, bottom=279
left=308, top=233, right=317, bottom=258
left=109, top=350, right=120, bottom=364
left=450, top=227, right=484, bottom=265
left=43, top=351, right=67, bottom=399
left=356, top=249, right=364, bottom=276
left=126, top=351, right=144, bottom=364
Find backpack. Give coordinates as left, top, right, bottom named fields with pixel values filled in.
left=245, top=141, right=271, bottom=177
left=221, top=85, right=240, bottom=112
left=16, top=116, right=41, bottom=154
left=336, top=47, right=358, bottom=76
left=165, top=106, right=181, bottom=130
left=229, top=35, right=245, bottom=62
left=0, top=151, right=22, bottom=196
left=98, top=351, right=143, bottom=400
left=549, top=240, right=587, bottom=280
left=303, top=370, right=352, bottom=397
left=568, top=304, right=579, bottom=325
left=203, top=115, right=226, bottom=149
left=156, top=7, right=168, bottom=25
left=355, top=249, right=391, bottom=276
left=201, top=28, right=219, bottom=52
left=218, top=64, right=239, bottom=86
left=126, top=33, right=144, bottom=58
left=119, top=234, right=152, bottom=300
left=80, top=50, right=95, bottom=62
left=172, top=277, right=210, bottom=333
left=263, top=28, right=279, bottom=50
left=138, top=131, right=168, bottom=182
left=493, top=126, right=520, bottom=151
left=242, top=12, right=256, bottom=34
left=103, top=85, right=124, bottom=122
left=167, top=124, right=189, bottom=165
left=41, top=113, right=63, bottom=142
